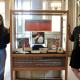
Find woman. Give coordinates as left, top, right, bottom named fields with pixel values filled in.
left=0, top=14, right=10, bottom=80
left=69, top=14, right=80, bottom=80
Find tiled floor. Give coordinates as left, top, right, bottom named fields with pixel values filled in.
left=68, top=58, right=78, bottom=80
left=4, top=44, right=78, bottom=80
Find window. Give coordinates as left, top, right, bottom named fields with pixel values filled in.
left=15, top=0, right=32, bottom=10
left=52, top=16, right=61, bottom=32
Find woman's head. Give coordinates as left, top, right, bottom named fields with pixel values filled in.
left=78, top=14, right=80, bottom=19
left=0, top=14, right=4, bottom=27
left=78, top=14, right=80, bottom=16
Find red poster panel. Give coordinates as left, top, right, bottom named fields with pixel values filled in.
left=25, top=20, right=51, bottom=31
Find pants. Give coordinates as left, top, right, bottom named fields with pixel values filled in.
left=0, top=49, right=6, bottom=80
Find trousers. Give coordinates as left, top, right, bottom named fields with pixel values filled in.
left=0, top=49, right=6, bottom=80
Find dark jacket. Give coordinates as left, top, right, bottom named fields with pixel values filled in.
left=0, top=27, right=10, bottom=49
left=70, top=26, right=80, bottom=49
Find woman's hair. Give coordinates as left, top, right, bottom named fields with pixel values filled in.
left=0, top=14, right=4, bottom=27
left=78, top=14, right=80, bottom=17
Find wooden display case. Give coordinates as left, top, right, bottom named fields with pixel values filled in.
left=10, top=10, right=68, bottom=80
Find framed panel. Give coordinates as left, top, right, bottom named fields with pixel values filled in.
left=25, top=20, right=51, bottom=31
left=32, top=32, right=45, bottom=44
left=17, top=38, right=30, bottom=48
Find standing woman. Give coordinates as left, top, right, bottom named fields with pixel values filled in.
left=69, top=14, right=80, bottom=80
left=0, top=14, right=10, bottom=80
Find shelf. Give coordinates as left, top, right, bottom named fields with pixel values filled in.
left=16, top=77, right=62, bottom=80
left=11, top=10, right=68, bottom=15
left=12, top=53, right=66, bottom=58
left=14, top=67, right=66, bottom=71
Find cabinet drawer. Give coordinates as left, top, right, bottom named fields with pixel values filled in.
left=13, top=57, right=65, bottom=68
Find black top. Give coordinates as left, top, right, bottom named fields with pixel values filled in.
left=69, top=26, right=80, bottom=69
left=0, top=27, right=10, bottom=49
left=70, top=26, right=80, bottom=50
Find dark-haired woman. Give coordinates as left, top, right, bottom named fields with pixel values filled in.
left=69, top=15, right=80, bottom=80
left=0, top=14, right=10, bottom=80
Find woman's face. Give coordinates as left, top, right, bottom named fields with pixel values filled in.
left=0, top=16, right=2, bottom=25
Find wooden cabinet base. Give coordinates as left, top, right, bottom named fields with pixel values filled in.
left=16, top=77, right=62, bottom=80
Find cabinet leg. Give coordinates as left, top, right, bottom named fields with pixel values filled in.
left=65, top=69, right=67, bottom=80
left=11, top=70, right=16, bottom=80
left=13, top=71, right=16, bottom=80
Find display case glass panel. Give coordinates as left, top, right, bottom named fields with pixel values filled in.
left=11, top=10, right=67, bottom=54
left=14, top=0, right=63, bottom=10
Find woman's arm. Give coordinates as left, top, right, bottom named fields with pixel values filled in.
left=68, top=24, right=74, bottom=42
left=4, top=27, right=10, bottom=44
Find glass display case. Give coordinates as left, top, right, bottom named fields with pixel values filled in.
left=76, top=0, right=80, bottom=25
left=11, top=0, right=65, bottom=10
left=10, top=10, right=68, bottom=80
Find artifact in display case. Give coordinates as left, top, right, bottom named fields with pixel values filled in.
left=57, top=47, right=64, bottom=53
left=25, top=20, right=51, bottom=31
left=32, top=32, right=45, bottom=44
left=40, top=48, right=48, bottom=53
left=15, top=38, right=31, bottom=53
left=47, top=38, right=60, bottom=49
left=47, top=38, right=62, bottom=53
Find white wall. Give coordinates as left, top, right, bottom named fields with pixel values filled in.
left=5, top=44, right=10, bottom=80
left=68, top=0, right=77, bottom=56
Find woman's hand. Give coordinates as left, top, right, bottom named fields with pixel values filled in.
left=67, top=24, right=71, bottom=39
left=8, top=27, right=10, bottom=33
